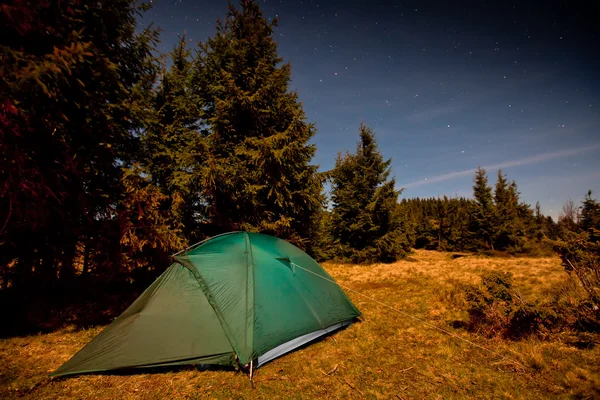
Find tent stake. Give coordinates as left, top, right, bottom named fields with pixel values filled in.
left=249, top=360, right=254, bottom=388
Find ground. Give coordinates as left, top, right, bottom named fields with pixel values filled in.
left=1, top=250, right=599, bottom=399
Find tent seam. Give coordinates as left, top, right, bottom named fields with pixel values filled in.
left=175, top=256, right=240, bottom=362
left=244, top=232, right=256, bottom=364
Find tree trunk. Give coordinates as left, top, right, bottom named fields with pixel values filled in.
left=59, top=238, right=76, bottom=280
left=82, top=243, right=90, bottom=276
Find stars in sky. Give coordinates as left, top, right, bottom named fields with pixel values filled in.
left=141, top=0, right=599, bottom=220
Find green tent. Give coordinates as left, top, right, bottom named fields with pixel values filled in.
left=52, top=232, right=361, bottom=377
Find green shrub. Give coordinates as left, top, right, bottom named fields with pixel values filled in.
left=462, top=271, right=558, bottom=339
left=550, top=232, right=600, bottom=319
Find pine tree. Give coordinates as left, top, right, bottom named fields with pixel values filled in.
left=310, top=207, right=336, bottom=261
left=470, top=167, right=495, bottom=250
left=192, top=0, right=323, bottom=250
left=330, top=123, right=408, bottom=263
left=493, top=170, right=521, bottom=250
left=143, top=34, right=204, bottom=240
left=580, top=190, right=600, bottom=242
left=119, top=164, right=188, bottom=274
left=0, top=0, right=159, bottom=284
left=117, top=35, right=206, bottom=273
left=453, top=198, right=471, bottom=250
left=494, top=170, right=510, bottom=210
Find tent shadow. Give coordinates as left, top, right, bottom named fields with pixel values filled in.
left=0, top=276, right=151, bottom=339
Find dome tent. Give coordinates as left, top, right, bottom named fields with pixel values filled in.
left=52, top=232, right=361, bottom=377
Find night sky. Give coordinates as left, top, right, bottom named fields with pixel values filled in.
left=139, top=0, right=599, bottom=219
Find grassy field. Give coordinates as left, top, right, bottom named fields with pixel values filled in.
left=1, top=250, right=599, bottom=399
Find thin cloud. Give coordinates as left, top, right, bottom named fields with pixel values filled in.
left=408, top=103, right=466, bottom=122
left=401, top=144, right=600, bottom=189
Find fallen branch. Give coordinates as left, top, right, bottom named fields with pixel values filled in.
left=342, top=377, right=364, bottom=397
left=319, top=366, right=363, bottom=397
left=326, top=364, right=338, bottom=375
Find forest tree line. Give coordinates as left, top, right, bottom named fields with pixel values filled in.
left=398, top=168, right=560, bottom=254
left=1, top=0, right=598, bottom=295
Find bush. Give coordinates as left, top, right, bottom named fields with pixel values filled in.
left=546, top=276, right=599, bottom=333
left=462, top=271, right=558, bottom=339
left=551, top=232, right=600, bottom=310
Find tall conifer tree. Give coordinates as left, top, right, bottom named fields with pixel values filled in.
left=580, top=190, right=600, bottom=242
left=471, top=167, right=495, bottom=250
left=192, top=0, right=322, bottom=249
left=330, top=123, right=408, bottom=263
left=118, top=35, right=205, bottom=272
left=143, top=34, right=204, bottom=240
left=493, top=170, right=515, bottom=249
left=0, top=0, right=159, bottom=283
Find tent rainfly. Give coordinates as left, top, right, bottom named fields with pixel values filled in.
left=52, top=232, right=361, bottom=377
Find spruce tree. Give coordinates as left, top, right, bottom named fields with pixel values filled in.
left=493, top=170, right=519, bottom=250
left=330, top=123, right=408, bottom=263
left=580, top=190, right=600, bottom=242
left=119, top=164, right=187, bottom=274
left=118, top=35, right=205, bottom=273
left=510, top=181, right=531, bottom=243
left=143, top=34, right=204, bottom=241
left=494, top=170, right=510, bottom=210
left=0, top=0, right=159, bottom=284
left=470, top=167, right=495, bottom=250
left=192, top=0, right=322, bottom=250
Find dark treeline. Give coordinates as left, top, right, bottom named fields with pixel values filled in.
left=1, top=0, right=598, bottom=334
left=399, top=168, right=560, bottom=254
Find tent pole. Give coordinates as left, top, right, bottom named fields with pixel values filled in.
left=249, top=360, right=254, bottom=388
left=171, top=231, right=244, bottom=257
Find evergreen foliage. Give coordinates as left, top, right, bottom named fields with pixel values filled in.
left=118, top=164, right=187, bottom=275
left=470, top=167, right=496, bottom=250
left=400, top=197, right=474, bottom=251
left=399, top=169, right=555, bottom=254
left=463, top=271, right=559, bottom=338
left=192, top=0, right=323, bottom=250
left=329, top=123, right=409, bottom=263
left=549, top=191, right=600, bottom=329
left=0, top=0, right=159, bottom=285
left=493, top=171, right=526, bottom=251
left=135, top=34, right=204, bottom=247
left=580, top=190, right=600, bottom=242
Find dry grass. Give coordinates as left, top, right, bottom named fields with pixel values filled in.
left=2, top=250, right=599, bottom=399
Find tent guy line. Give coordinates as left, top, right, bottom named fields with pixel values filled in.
left=288, top=261, right=525, bottom=372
